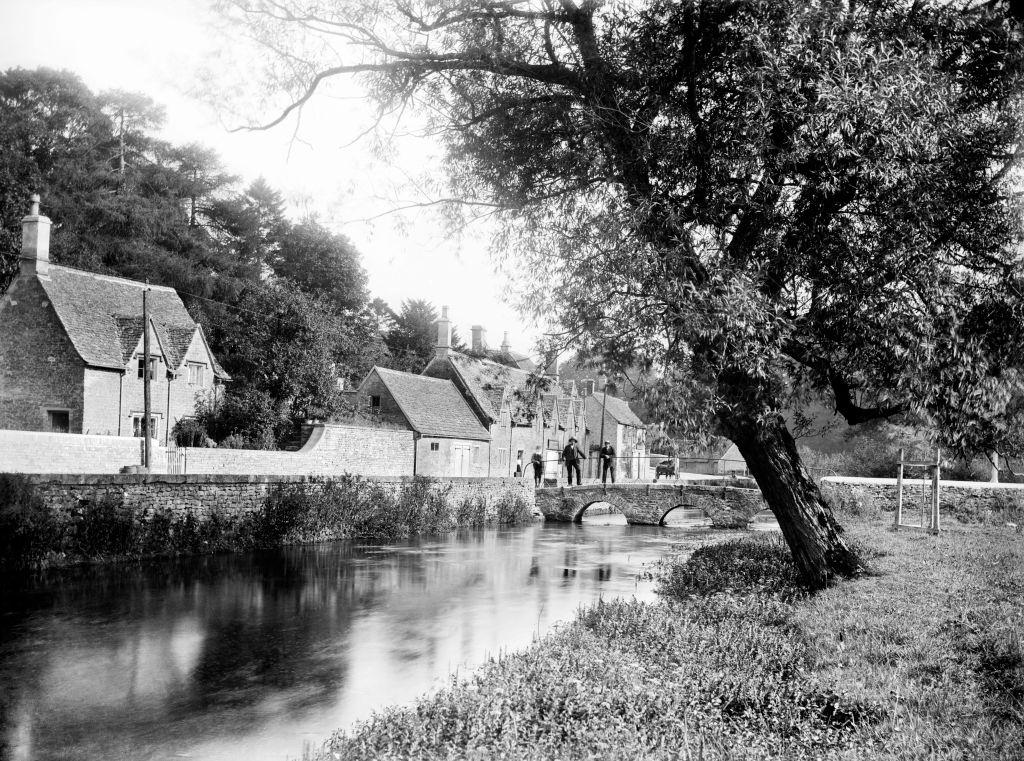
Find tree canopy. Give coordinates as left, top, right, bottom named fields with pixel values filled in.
left=223, top=0, right=1024, bottom=585
left=0, top=67, right=392, bottom=448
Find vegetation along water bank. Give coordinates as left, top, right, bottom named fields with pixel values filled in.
left=0, top=473, right=535, bottom=571
left=319, top=504, right=1023, bottom=760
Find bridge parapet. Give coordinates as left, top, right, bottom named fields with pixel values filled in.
left=535, top=482, right=765, bottom=525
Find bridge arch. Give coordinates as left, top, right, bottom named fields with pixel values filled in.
left=573, top=495, right=631, bottom=523
left=659, top=504, right=710, bottom=527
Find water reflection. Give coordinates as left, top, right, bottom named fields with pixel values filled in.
left=1, top=521, right=713, bottom=761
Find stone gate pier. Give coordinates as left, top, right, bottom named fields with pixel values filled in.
left=535, top=482, right=766, bottom=525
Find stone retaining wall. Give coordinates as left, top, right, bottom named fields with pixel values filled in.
left=820, top=476, right=1024, bottom=521
left=25, top=473, right=536, bottom=523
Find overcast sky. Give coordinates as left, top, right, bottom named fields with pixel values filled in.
left=0, top=0, right=545, bottom=358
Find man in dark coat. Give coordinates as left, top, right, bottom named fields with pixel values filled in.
left=561, top=437, right=585, bottom=485
left=599, top=440, right=616, bottom=484
left=530, top=446, right=544, bottom=487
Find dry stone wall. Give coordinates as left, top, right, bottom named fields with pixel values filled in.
left=26, top=473, right=536, bottom=524
left=821, top=476, right=1024, bottom=523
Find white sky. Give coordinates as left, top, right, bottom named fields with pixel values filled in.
left=0, top=0, right=546, bottom=358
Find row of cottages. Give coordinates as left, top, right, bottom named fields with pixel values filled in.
left=353, top=308, right=647, bottom=480
left=0, top=199, right=228, bottom=443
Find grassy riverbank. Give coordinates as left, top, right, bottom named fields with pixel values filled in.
left=320, top=513, right=1023, bottom=760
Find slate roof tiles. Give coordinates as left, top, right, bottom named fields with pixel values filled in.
left=374, top=367, right=490, bottom=441
left=37, top=264, right=227, bottom=378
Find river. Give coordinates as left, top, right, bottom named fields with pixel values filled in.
left=0, top=512, right=767, bottom=761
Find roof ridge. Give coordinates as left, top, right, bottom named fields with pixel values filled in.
left=46, top=263, right=178, bottom=293
left=377, top=366, right=453, bottom=384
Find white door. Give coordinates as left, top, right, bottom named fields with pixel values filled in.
left=452, top=445, right=472, bottom=476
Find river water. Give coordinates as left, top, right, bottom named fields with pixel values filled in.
left=0, top=513, right=768, bottom=761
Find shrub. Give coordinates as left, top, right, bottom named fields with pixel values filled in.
left=69, top=495, right=137, bottom=558
left=170, top=416, right=210, bottom=448
left=708, top=508, right=750, bottom=529
left=495, top=491, right=532, bottom=525
left=456, top=496, right=487, bottom=528
left=0, top=474, right=62, bottom=569
left=658, top=535, right=804, bottom=600
left=823, top=487, right=880, bottom=519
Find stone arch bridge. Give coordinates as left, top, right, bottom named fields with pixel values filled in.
left=535, top=482, right=766, bottom=526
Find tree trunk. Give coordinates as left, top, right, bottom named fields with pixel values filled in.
left=723, top=413, right=869, bottom=589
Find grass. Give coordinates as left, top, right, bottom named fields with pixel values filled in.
left=318, top=513, right=1023, bottom=760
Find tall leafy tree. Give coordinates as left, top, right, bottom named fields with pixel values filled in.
left=208, top=177, right=288, bottom=277
left=205, top=282, right=344, bottom=447
left=98, top=89, right=165, bottom=188
left=167, top=142, right=236, bottom=229
left=385, top=299, right=439, bottom=373
left=225, top=0, right=1024, bottom=586
left=0, top=67, right=113, bottom=284
left=275, top=217, right=368, bottom=311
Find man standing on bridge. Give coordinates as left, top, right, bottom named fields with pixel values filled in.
left=599, top=440, right=616, bottom=484
left=530, top=446, right=544, bottom=487
left=561, top=437, right=586, bottom=486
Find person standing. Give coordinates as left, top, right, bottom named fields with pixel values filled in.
left=560, top=437, right=585, bottom=486
left=530, top=446, right=545, bottom=487
left=599, top=440, right=616, bottom=484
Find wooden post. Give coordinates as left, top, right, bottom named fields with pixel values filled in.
left=895, top=448, right=904, bottom=529
left=931, top=448, right=941, bottom=534
left=142, top=285, right=151, bottom=471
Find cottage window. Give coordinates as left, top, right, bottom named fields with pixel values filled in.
left=137, top=355, right=158, bottom=380
left=46, top=410, right=69, bottom=433
left=430, top=442, right=440, bottom=451
left=369, top=395, right=381, bottom=410
left=132, top=414, right=160, bottom=438
left=187, top=362, right=206, bottom=385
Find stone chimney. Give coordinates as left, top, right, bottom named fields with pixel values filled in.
left=471, top=325, right=487, bottom=353
left=21, top=194, right=52, bottom=277
left=435, top=305, right=451, bottom=356
left=500, top=331, right=511, bottom=354
left=581, top=379, right=596, bottom=397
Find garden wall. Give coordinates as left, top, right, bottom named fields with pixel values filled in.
left=820, top=475, right=1024, bottom=522
left=0, top=429, right=163, bottom=474
left=174, top=424, right=414, bottom=477
left=0, top=424, right=413, bottom=478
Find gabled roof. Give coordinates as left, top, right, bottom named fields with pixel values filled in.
left=438, top=351, right=534, bottom=422
left=587, top=393, right=645, bottom=427
left=372, top=366, right=489, bottom=441
left=36, top=264, right=227, bottom=378
left=557, top=398, right=573, bottom=426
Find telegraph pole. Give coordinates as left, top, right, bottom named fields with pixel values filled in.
left=598, top=371, right=609, bottom=454
left=142, top=283, right=152, bottom=470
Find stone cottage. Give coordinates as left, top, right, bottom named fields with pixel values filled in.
left=422, top=308, right=586, bottom=479
left=354, top=366, right=491, bottom=476
left=0, top=197, right=229, bottom=444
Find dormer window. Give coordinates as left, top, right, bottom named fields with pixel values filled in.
left=187, top=362, right=206, bottom=385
